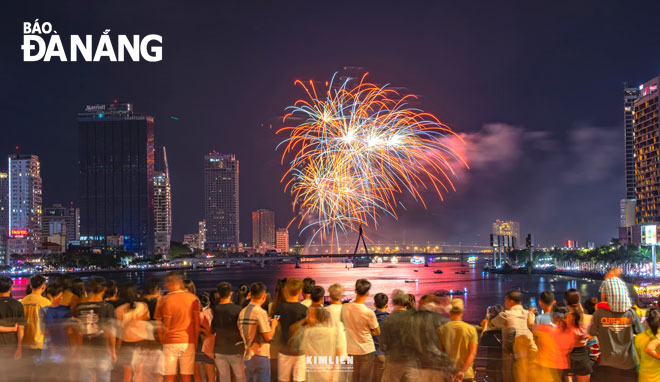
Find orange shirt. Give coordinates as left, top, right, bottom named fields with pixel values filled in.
left=154, top=290, right=199, bottom=344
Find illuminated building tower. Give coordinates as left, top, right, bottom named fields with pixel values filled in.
left=0, top=173, right=7, bottom=263
left=8, top=154, right=42, bottom=254
left=198, top=220, right=206, bottom=249
left=204, top=153, right=239, bottom=251
left=624, top=83, right=640, bottom=200
left=492, top=219, right=520, bottom=248
left=634, top=77, right=660, bottom=224
left=42, top=203, right=80, bottom=247
left=252, top=209, right=275, bottom=248
left=276, top=228, right=289, bottom=253
left=153, top=147, right=172, bottom=256
left=78, top=103, right=155, bottom=256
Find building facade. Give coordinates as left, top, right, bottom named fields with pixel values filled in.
left=78, top=103, right=155, bottom=256
left=153, top=147, right=172, bottom=256
left=276, top=228, right=289, bottom=254
left=0, top=172, right=7, bottom=263
left=203, top=153, right=239, bottom=251
left=492, top=219, right=520, bottom=248
left=252, top=209, right=275, bottom=248
left=620, top=199, right=636, bottom=228
left=624, top=83, right=641, bottom=200
left=42, top=203, right=80, bottom=247
left=183, top=234, right=199, bottom=249
left=634, top=77, right=660, bottom=224
left=198, top=220, right=206, bottom=250
left=8, top=154, right=42, bottom=254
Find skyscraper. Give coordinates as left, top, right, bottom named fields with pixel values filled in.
left=78, top=103, right=155, bottom=256
left=492, top=219, right=520, bottom=248
left=0, top=172, right=8, bottom=263
left=634, top=77, right=660, bottom=224
left=624, top=83, right=641, bottom=200
left=153, top=147, right=172, bottom=256
left=42, top=203, right=80, bottom=246
left=204, top=153, right=239, bottom=251
left=8, top=154, right=42, bottom=254
left=252, top=209, right=275, bottom=248
left=276, top=228, right=289, bottom=253
left=198, top=220, right=206, bottom=250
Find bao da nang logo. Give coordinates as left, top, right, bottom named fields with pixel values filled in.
left=21, top=19, right=162, bottom=62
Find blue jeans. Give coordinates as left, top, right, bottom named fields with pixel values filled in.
left=244, top=355, right=270, bottom=382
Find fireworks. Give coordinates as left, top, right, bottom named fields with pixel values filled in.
left=277, top=73, right=468, bottom=244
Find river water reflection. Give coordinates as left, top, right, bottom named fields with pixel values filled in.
left=11, top=261, right=605, bottom=324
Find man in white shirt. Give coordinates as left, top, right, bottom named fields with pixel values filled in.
left=340, top=279, right=380, bottom=382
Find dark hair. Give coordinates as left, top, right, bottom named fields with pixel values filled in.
left=250, top=282, right=267, bottom=300
left=236, top=284, right=250, bottom=307
left=145, top=277, right=162, bottom=295
left=311, top=286, right=325, bottom=303
left=216, top=282, right=232, bottom=299
left=0, top=277, right=13, bottom=294
left=583, top=297, right=598, bottom=315
left=564, top=289, right=583, bottom=325
left=647, top=307, right=660, bottom=336
left=505, top=290, right=523, bottom=305
left=374, top=293, right=388, bottom=309
left=406, top=294, right=417, bottom=310
left=30, top=275, right=46, bottom=290
left=355, top=278, right=371, bottom=296
left=552, top=302, right=570, bottom=330
left=270, top=278, right=287, bottom=316
left=45, top=284, right=63, bottom=298
left=302, top=277, right=316, bottom=295
left=540, top=291, right=555, bottom=306
left=488, top=304, right=505, bottom=320
left=118, top=283, right=139, bottom=310
left=71, top=278, right=86, bottom=298
left=183, top=279, right=196, bottom=295
left=391, top=290, right=408, bottom=307
left=87, top=276, right=106, bottom=295
left=104, top=280, right=118, bottom=299
left=166, top=271, right=183, bottom=283
left=199, top=292, right=210, bottom=309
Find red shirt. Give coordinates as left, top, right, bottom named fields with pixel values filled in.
left=154, top=290, right=200, bottom=344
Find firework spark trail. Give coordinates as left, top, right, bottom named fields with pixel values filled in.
left=277, top=73, right=468, bottom=245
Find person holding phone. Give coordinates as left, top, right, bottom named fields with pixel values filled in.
left=273, top=278, right=308, bottom=382
left=535, top=292, right=556, bottom=325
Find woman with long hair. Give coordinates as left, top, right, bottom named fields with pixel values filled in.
left=638, top=307, right=660, bottom=381
left=531, top=303, right=576, bottom=382
left=194, top=292, right=216, bottom=382
left=564, top=289, right=593, bottom=381
left=115, top=283, right=150, bottom=382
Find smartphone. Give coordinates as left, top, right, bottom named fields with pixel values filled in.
left=529, top=297, right=537, bottom=310
left=274, top=315, right=280, bottom=319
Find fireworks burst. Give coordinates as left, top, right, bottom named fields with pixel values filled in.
left=277, top=73, right=468, bottom=245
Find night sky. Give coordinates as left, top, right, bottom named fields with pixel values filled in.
left=2, top=1, right=660, bottom=248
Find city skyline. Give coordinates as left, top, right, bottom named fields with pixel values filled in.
left=4, top=2, right=660, bottom=248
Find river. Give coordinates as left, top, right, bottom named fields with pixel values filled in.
left=9, top=260, right=605, bottom=324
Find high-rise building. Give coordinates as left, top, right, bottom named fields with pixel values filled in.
left=0, top=172, right=8, bottom=263
left=42, top=203, right=80, bottom=247
left=634, top=77, right=660, bottom=224
left=252, top=209, right=275, bottom=248
left=620, top=199, right=636, bottom=228
left=78, top=103, right=155, bottom=256
left=8, top=154, right=42, bottom=254
left=203, top=153, right=239, bottom=251
left=183, top=234, right=199, bottom=249
left=198, top=220, right=206, bottom=250
left=624, top=83, right=641, bottom=200
left=492, top=219, right=520, bottom=248
left=153, top=147, right=172, bottom=256
left=276, top=228, right=289, bottom=254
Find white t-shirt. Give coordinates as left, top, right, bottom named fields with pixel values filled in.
left=340, top=302, right=379, bottom=355
left=326, top=304, right=347, bottom=355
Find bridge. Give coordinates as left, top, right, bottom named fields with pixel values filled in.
left=170, top=252, right=494, bottom=269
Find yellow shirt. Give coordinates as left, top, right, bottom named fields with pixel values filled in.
left=634, top=329, right=660, bottom=382
left=20, top=293, right=51, bottom=349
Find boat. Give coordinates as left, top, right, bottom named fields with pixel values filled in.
left=455, top=270, right=468, bottom=274
left=404, top=279, right=418, bottom=283
left=414, top=269, right=419, bottom=272
left=434, top=270, right=443, bottom=274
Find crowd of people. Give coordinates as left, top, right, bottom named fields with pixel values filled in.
left=0, top=267, right=658, bottom=382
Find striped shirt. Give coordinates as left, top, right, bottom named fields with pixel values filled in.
left=599, top=277, right=632, bottom=313
left=238, top=303, right=271, bottom=358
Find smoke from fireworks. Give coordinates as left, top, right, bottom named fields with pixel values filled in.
left=277, top=73, right=468, bottom=245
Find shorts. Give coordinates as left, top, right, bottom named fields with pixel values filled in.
left=162, top=343, right=195, bottom=375
left=117, top=341, right=141, bottom=367
left=277, top=353, right=306, bottom=381
left=569, top=346, right=593, bottom=376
